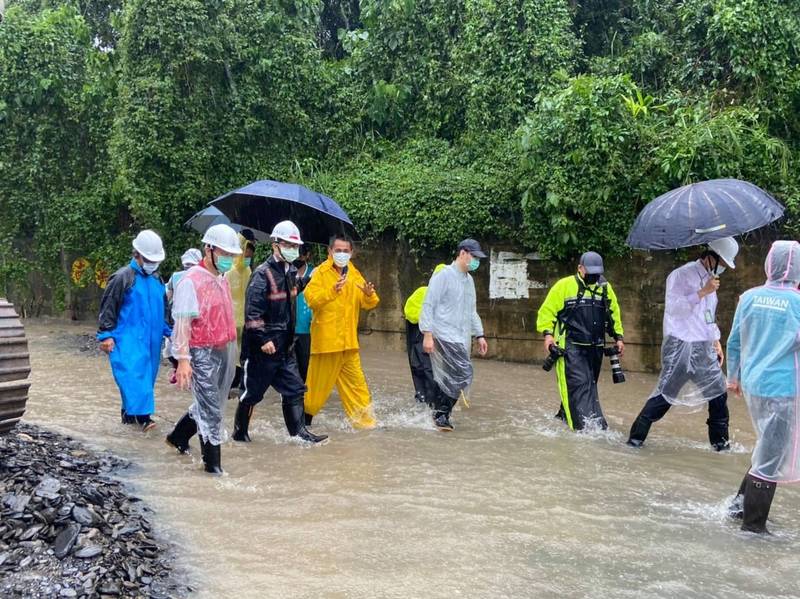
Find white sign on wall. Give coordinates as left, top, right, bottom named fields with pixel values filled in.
left=489, top=250, right=531, bottom=299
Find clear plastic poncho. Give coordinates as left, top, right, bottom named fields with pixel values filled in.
left=419, top=264, right=483, bottom=400
left=651, top=262, right=727, bottom=407
left=727, top=240, right=800, bottom=483
left=172, top=264, right=237, bottom=444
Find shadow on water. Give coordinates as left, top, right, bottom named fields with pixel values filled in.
left=22, top=322, right=800, bottom=599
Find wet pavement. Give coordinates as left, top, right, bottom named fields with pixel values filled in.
left=19, top=320, right=800, bottom=599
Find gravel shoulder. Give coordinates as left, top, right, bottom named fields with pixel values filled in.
left=0, top=423, right=190, bottom=598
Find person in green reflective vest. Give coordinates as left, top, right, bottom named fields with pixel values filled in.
left=403, top=263, right=447, bottom=405
left=536, top=252, right=625, bottom=431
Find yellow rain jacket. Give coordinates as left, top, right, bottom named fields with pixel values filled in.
left=223, top=234, right=253, bottom=363
left=403, top=263, right=447, bottom=324
left=304, top=257, right=380, bottom=354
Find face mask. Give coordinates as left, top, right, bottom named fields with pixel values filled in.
left=713, top=265, right=726, bottom=276
left=333, top=252, right=351, bottom=268
left=142, top=262, right=160, bottom=275
left=244, top=258, right=252, bottom=268
left=280, top=246, right=300, bottom=263
left=584, top=273, right=600, bottom=285
left=468, top=258, right=480, bottom=272
left=215, top=254, right=234, bottom=274
left=292, top=259, right=306, bottom=268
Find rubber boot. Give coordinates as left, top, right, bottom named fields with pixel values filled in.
left=200, top=439, right=224, bottom=475
left=232, top=402, right=253, bottom=442
left=707, top=418, right=730, bottom=451
left=283, top=397, right=327, bottom=444
left=728, top=474, right=748, bottom=520
left=304, top=413, right=313, bottom=427
left=165, top=413, right=197, bottom=454
left=433, top=411, right=453, bottom=432
left=741, top=474, right=776, bottom=533
left=626, top=415, right=651, bottom=447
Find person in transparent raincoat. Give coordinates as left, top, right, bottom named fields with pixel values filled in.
left=165, top=224, right=241, bottom=475
left=726, top=240, right=800, bottom=533
left=627, top=237, right=739, bottom=450
left=420, top=239, right=488, bottom=432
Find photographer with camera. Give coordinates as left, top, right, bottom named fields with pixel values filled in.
left=536, top=252, right=625, bottom=431
left=626, top=237, right=739, bottom=451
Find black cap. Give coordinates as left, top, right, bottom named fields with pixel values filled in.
left=457, top=238, right=487, bottom=258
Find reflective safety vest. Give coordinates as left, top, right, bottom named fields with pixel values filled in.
left=536, top=274, right=624, bottom=347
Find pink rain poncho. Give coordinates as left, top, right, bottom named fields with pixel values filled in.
left=172, top=264, right=237, bottom=444
left=727, top=241, right=800, bottom=483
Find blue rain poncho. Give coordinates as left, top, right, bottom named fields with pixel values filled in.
left=97, top=259, right=171, bottom=417
left=419, top=263, right=484, bottom=399
left=727, top=240, right=800, bottom=483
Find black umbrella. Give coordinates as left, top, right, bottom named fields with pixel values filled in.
left=210, top=180, right=359, bottom=245
left=626, top=179, right=785, bottom=250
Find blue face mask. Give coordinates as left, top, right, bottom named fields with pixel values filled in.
left=468, top=258, right=480, bottom=272
left=244, top=258, right=252, bottom=268
left=216, top=255, right=234, bottom=274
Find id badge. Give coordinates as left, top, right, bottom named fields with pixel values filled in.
left=704, top=309, right=715, bottom=324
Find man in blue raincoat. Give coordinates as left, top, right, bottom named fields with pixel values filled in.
left=97, top=230, right=172, bottom=431
left=726, top=240, right=800, bottom=533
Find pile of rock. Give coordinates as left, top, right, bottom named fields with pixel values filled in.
left=0, top=423, right=190, bottom=598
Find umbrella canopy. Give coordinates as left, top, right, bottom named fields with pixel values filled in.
left=185, top=206, right=270, bottom=242
left=626, top=179, right=785, bottom=250
left=209, top=180, right=358, bottom=245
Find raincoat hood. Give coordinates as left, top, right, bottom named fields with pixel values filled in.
left=765, top=240, right=800, bottom=286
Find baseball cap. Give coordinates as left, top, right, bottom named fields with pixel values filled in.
left=579, top=251, right=604, bottom=274
left=457, top=239, right=487, bottom=258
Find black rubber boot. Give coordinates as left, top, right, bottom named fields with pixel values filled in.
left=165, top=413, right=197, bottom=454
left=232, top=402, right=253, bottom=442
left=283, top=397, right=328, bottom=444
left=304, top=413, right=313, bottom=427
left=121, top=409, right=136, bottom=425
left=728, top=474, right=748, bottom=520
left=708, top=418, right=730, bottom=451
left=200, top=439, right=224, bottom=475
left=741, top=474, right=776, bottom=533
left=433, top=411, right=453, bottom=432
left=626, top=415, right=651, bottom=447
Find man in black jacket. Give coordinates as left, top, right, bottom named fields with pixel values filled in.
left=232, top=220, right=328, bottom=444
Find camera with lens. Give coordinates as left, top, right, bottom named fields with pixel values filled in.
left=603, top=346, right=626, bottom=384
left=542, top=344, right=566, bottom=372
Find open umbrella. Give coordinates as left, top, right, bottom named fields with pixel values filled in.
left=185, top=206, right=270, bottom=242
left=209, top=180, right=358, bottom=245
left=626, top=179, right=785, bottom=250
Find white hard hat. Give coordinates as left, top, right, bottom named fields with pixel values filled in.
left=132, top=230, right=165, bottom=262
left=708, top=236, right=738, bottom=269
left=181, top=248, right=202, bottom=266
left=202, top=224, right=242, bottom=254
left=270, top=220, right=303, bottom=245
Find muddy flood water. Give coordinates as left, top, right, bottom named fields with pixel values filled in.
left=20, top=321, right=800, bottom=598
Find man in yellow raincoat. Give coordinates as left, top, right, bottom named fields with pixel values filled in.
left=224, top=230, right=256, bottom=390
left=303, top=234, right=380, bottom=429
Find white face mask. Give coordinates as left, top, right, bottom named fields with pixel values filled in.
left=333, top=252, right=351, bottom=268
left=142, top=261, right=160, bottom=275
left=713, top=265, right=726, bottom=276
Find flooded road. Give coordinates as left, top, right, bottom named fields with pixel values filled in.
left=22, top=321, right=799, bottom=598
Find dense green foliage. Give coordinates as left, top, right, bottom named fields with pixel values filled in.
left=1, top=0, right=799, bottom=309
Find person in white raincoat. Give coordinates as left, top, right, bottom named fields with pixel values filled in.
left=420, top=239, right=488, bottom=432
left=726, top=240, right=800, bottom=533
left=627, top=237, right=739, bottom=450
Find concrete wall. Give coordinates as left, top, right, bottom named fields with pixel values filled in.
left=353, top=239, right=778, bottom=373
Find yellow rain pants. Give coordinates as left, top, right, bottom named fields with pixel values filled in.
left=304, top=349, right=376, bottom=429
